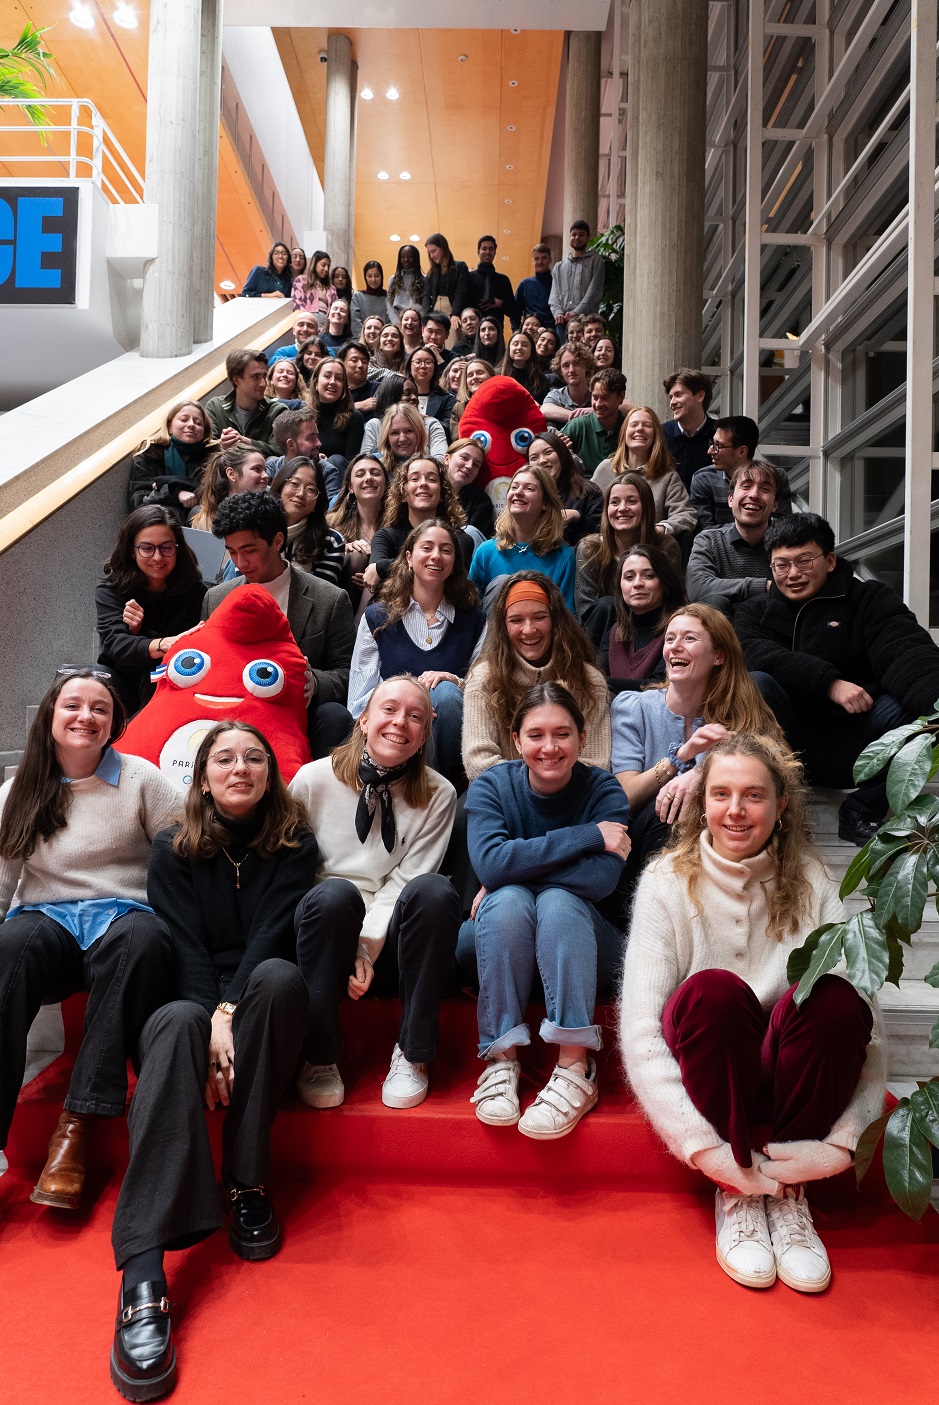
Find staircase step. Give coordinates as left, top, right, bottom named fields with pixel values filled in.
left=878, top=981, right=939, bottom=1079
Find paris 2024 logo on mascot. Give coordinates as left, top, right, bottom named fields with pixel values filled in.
left=115, top=584, right=312, bottom=787
left=458, top=375, right=547, bottom=515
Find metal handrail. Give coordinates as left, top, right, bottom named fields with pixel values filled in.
left=0, top=98, right=144, bottom=204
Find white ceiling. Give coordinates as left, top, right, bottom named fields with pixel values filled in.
left=224, top=0, right=611, bottom=28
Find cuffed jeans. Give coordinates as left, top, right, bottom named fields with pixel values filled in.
left=294, top=873, right=460, bottom=1065
left=663, top=969, right=873, bottom=1168
left=111, top=958, right=310, bottom=1268
left=464, top=885, right=623, bottom=1058
left=0, top=909, right=173, bottom=1149
left=428, top=681, right=466, bottom=788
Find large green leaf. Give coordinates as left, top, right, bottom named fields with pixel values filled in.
left=868, top=837, right=913, bottom=882
left=877, top=851, right=928, bottom=932
left=855, top=1109, right=892, bottom=1185
left=882, top=1100, right=934, bottom=1219
left=786, top=923, right=833, bottom=984
left=886, top=734, right=936, bottom=812
left=842, top=910, right=890, bottom=997
left=884, top=931, right=905, bottom=987
left=839, top=843, right=872, bottom=898
left=924, top=959, right=939, bottom=989
left=792, top=922, right=846, bottom=1007
left=853, top=723, right=929, bottom=783
left=901, top=795, right=939, bottom=824
left=910, top=1083, right=939, bottom=1148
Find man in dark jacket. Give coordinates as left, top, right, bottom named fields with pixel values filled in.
left=468, top=235, right=517, bottom=333
left=205, top=348, right=287, bottom=457
left=736, top=512, right=939, bottom=844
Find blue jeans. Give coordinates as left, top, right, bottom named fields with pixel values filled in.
left=463, top=885, right=623, bottom=1058
left=428, top=680, right=465, bottom=787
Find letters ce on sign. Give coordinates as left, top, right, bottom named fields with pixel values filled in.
left=0, top=186, right=80, bottom=305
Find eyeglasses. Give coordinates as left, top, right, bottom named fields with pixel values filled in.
left=56, top=667, right=112, bottom=681
left=708, top=439, right=734, bottom=452
left=135, top=543, right=177, bottom=559
left=285, top=482, right=318, bottom=498
left=207, top=749, right=269, bottom=769
left=770, top=552, right=826, bottom=577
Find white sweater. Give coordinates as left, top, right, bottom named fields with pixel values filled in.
left=0, top=754, right=182, bottom=920
left=289, top=757, right=456, bottom=950
left=620, top=834, right=886, bottom=1165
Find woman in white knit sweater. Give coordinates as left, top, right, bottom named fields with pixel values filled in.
left=0, top=668, right=179, bottom=1209
left=621, top=734, right=885, bottom=1294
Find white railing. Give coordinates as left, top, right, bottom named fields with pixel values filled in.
left=0, top=98, right=144, bottom=204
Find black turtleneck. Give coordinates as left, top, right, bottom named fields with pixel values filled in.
left=148, top=809, right=317, bottom=1013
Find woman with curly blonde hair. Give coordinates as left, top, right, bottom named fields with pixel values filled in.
left=468, top=463, right=576, bottom=610
left=364, top=454, right=471, bottom=590
left=621, top=732, right=885, bottom=1295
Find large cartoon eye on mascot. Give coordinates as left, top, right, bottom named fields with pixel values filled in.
left=458, top=375, right=547, bottom=514
left=115, top=584, right=312, bottom=787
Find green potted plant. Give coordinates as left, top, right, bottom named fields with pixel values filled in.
left=787, top=710, right=939, bottom=1218
left=0, top=23, right=56, bottom=136
left=588, top=223, right=623, bottom=347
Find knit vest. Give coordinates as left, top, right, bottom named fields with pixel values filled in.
left=365, top=603, right=486, bottom=679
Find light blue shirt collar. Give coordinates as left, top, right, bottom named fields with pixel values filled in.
left=61, top=745, right=122, bottom=787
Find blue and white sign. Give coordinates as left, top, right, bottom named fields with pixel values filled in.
left=0, top=186, right=80, bottom=305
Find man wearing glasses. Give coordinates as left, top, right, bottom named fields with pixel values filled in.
left=736, top=512, right=939, bottom=845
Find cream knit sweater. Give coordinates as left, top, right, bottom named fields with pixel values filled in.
left=0, top=754, right=181, bottom=920
left=462, top=657, right=612, bottom=781
left=619, top=833, right=886, bottom=1165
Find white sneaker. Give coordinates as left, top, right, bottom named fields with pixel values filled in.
left=296, top=1061, right=345, bottom=1109
left=714, top=1189, right=776, bottom=1288
left=381, top=1044, right=428, bottom=1109
left=471, top=1059, right=521, bottom=1126
left=765, top=1184, right=831, bottom=1293
left=518, top=1059, right=598, bottom=1141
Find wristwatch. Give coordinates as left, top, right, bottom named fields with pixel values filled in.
left=217, top=1001, right=237, bottom=1016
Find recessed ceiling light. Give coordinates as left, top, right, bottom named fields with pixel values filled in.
left=377, top=171, right=389, bottom=180
left=508, top=80, right=519, bottom=87
left=510, top=28, right=521, bottom=34
left=390, top=234, right=401, bottom=242
left=505, top=164, right=514, bottom=171
left=220, top=280, right=236, bottom=291
left=69, top=2, right=95, bottom=27
left=361, top=87, right=374, bottom=99
left=503, top=229, right=511, bottom=235
left=504, top=199, right=513, bottom=205
left=458, top=54, right=468, bottom=62
left=112, top=3, right=138, bottom=28
left=399, top=171, right=411, bottom=180
left=506, top=124, right=516, bottom=132
left=502, top=256, right=510, bottom=261
left=386, top=86, right=399, bottom=101
left=409, top=234, right=420, bottom=241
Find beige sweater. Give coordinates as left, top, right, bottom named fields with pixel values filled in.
left=593, top=460, right=697, bottom=537
left=620, top=834, right=886, bottom=1165
left=0, top=754, right=182, bottom=920
left=462, top=657, right=612, bottom=781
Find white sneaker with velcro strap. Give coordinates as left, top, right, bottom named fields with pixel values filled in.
left=714, top=1189, right=777, bottom=1289
left=471, top=1058, right=521, bottom=1126
left=517, top=1058, right=598, bottom=1140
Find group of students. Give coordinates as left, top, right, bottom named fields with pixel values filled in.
left=6, top=244, right=935, bottom=1398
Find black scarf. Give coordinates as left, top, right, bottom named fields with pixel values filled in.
left=355, top=749, right=411, bottom=851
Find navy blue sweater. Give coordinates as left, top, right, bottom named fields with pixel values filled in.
left=466, top=760, right=630, bottom=902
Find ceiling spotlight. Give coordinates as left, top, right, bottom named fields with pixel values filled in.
left=386, top=86, right=399, bottom=101
left=505, top=164, right=514, bottom=171
left=511, top=28, right=521, bottom=34
left=506, top=124, right=516, bottom=132
left=399, top=171, right=411, bottom=180
left=390, top=234, right=401, bottom=242
left=504, top=198, right=513, bottom=205
left=361, top=87, right=374, bottom=99
left=502, top=256, right=510, bottom=261
left=112, top=2, right=138, bottom=27
left=219, top=280, right=236, bottom=291
left=458, top=54, right=468, bottom=62
left=69, top=2, right=95, bottom=27
left=503, top=229, right=511, bottom=235
left=409, top=234, right=420, bottom=241
left=508, top=80, right=519, bottom=87
left=377, top=171, right=389, bottom=180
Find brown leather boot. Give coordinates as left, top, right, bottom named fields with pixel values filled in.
left=30, top=1110, right=95, bottom=1209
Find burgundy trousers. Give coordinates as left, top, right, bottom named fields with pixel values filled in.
left=662, top=970, right=873, bottom=1168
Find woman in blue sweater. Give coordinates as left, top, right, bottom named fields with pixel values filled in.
left=468, top=464, right=576, bottom=611
left=240, top=242, right=292, bottom=299
left=349, top=520, right=486, bottom=784
left=459, top=683, right=631, bottom=1139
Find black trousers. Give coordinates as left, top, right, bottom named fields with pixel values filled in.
left=294, top=873, right=460, bottom=1066
left=111, top=958, right=309, bottom=1269
left=308, top=701, right=354, bottom=759
left=0, top=909, right=173, bottom=1149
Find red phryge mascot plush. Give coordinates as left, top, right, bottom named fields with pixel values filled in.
left=458, top=375, right=547, bottom=511
left=115, top=584, right=312, bottom=787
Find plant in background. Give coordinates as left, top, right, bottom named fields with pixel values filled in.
left=0, top=24, right=56, bottom=137
left=787, top=710, right=939, bottom=1219
left=588, top=224, right=624, bottom=347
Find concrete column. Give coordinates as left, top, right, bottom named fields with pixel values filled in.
left=563, top=31, right=601, bottom=237
left=139, top=0, right=202, bottom=357
left=346, top=60, right=358, bottom=278
left=622, top=0, right=707, bottom=410
left=324, top=32, right=353, bottom=271
left=193, top=0, right=223, bottom=345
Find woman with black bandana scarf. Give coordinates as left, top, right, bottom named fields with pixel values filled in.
left=290, top=676, right=459, bottom=1112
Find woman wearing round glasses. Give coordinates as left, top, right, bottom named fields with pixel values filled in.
left=96, top=506, right=207, bottom=717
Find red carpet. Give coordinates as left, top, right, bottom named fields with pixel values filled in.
left=3, top=997, right=939, bottom=1404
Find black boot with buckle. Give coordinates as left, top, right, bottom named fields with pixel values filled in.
left=110, top=1280, right=176, bottom=1402
left=220, top=1174, right=282, bottom=1260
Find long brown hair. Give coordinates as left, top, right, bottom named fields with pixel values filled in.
left=612, top=544, right=687, bottom=645
left=658, top=604, right=782, bottom=738
left=326, top=455, right=389, bottom=539
left=307, top=359, right=354, bottom=431
left=382, top=454, right=466, bottom=530
left=0, top=670, right=128, bottom=861
left=663, top=734, right=816, bottom=941
left=610, top=405, right=676, bottom=482
left=376, top=402, right=427, bottom=475
left=578, top=471, right=660, bottom=598
left=101, top=505, right=202, bottom=597
left=493, top=464, right=565, bottom=555
left=173, top=721, right=309, bottom=860
left=191, top=445, right=261, bottom=530
left=376, top=519, right=480, bottom=627
left=471, top=570, right=599, bottom=738
left=331, top=676, right=437, bottom=809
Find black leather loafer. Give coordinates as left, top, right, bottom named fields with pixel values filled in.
left=109, top=1280, right=176, bottom=1401
left=220, top=1177, right=283, bottom=1261
left=837, top=807, right=881, bottom=847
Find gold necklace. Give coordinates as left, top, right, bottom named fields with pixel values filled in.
left=221, top=846, right=248, bottom=890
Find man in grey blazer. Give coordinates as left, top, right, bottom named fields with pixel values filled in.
left=203, top=492, right=354, bottom=756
